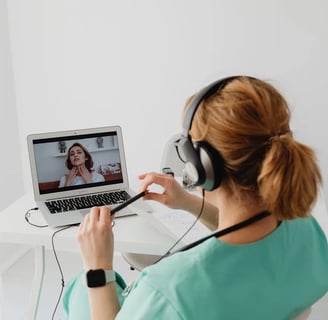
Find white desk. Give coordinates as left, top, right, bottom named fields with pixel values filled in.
left=0, top=193, right=182, bottom=254
left=0, top=193, right=180, bottom=320
left=1, top=189, right=327, bottom=320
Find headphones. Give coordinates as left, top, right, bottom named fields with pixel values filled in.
left=175, top=76, right=242, bottom=191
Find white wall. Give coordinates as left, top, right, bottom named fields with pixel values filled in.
left=0, top=0, right=23, bottom=210
left=5, top=0, right=328, bottom=203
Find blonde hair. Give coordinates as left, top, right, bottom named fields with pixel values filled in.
left=188, top=76, right=321, bottom=220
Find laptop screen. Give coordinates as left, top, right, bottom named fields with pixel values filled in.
left=29, top=128, right=126, bottom=196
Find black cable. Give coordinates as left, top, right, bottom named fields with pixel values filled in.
left=173, top=210, right=271, bottom=253
left=50, top=220, right=115, bottom=318
left=51, top=225, right=77, bottom=320
left=25, top=207, right=48, bottom=228
left=24, top=207, right=74, bottom=319
left=153, top=188, right=206, bottom=264
left=153, top=198, right=271, bottom=263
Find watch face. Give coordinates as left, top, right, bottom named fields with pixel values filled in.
left=87, top=269, right=106, bottom=288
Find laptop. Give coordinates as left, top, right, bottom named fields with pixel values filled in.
left=27, top=126, right=148, bottom=227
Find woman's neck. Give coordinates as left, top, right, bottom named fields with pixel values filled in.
left=215, top=190, right=279, bottom=245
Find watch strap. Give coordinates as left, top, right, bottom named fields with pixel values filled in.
left=104, top=269, right=116, bottom=283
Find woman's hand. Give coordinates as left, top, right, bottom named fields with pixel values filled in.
left=138, top=172, right=192, bottom=210
left=65, top=167, right=78, bottom=186
left=78, top=165, right=93, bottom=184
left=77, top=206, right=114, bottom=270
left=139, top=172, right=219, bottom=231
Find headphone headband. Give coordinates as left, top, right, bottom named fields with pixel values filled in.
left=182, top=76, right=239, bottom=137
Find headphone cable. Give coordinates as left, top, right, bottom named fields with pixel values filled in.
left=153, top=188, right=206, bottom=264
left=51, top=225, right=78, bottom=320
left=24, top=207, right=77, bottom=319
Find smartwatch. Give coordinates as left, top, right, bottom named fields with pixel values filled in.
left=86, top=269, right=116, bottom=288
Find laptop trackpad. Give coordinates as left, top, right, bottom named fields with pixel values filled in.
left=80, top=209, right=90, bottom=217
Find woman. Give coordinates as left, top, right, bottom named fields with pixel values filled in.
left=63, top=76, right=328, bottom=319
left=59, top=142, right=105, bottom=187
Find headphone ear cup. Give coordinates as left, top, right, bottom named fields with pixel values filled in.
left=194, top=141, right=225, bottom=191
left=175, top=136, right=206, bottom=186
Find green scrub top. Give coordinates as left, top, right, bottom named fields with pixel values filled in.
left=63, top=217, right=328, bottom=320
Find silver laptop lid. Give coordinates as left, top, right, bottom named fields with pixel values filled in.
left=27, top=126, right=130, bottom=201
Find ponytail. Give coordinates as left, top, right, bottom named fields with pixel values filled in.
left=258, top=134, right=322, bottom=220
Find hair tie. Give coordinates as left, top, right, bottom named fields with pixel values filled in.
left=267, top=129, right=292, bottom=145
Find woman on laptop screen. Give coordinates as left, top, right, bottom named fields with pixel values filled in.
left=59, top=142, right=105, bottom=187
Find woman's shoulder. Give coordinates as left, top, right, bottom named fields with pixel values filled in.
left=91, top=171, right=105, bottom=181
left=92, top=171, right=102, bottom=177
left=285, top=216, right=327, bottom=239
left=139, top=238, right=220, bottom=285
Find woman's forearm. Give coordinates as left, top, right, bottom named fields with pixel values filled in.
left=183, top=192, right=218, bottom=231
left=88, top=283, right=120, bottom=320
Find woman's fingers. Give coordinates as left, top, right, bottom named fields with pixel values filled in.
left=78, top=206, right=112, bottom=240
left=77, top=206, right=114, bottom=270
left=138, top=172, right=174, bottom=191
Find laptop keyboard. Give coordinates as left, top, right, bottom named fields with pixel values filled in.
left=45, top=190, right=131, bottom=214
